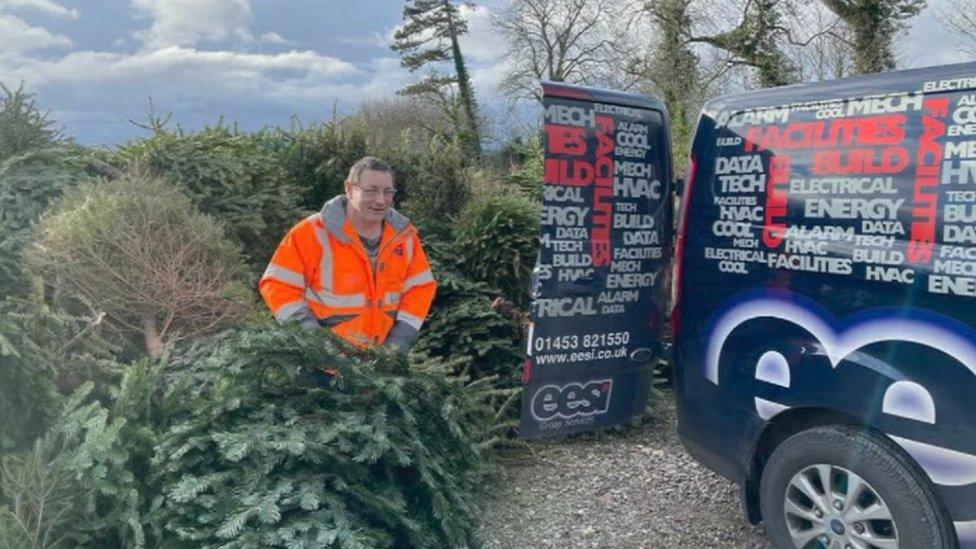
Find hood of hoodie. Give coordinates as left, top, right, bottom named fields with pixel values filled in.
left=320, top=195, right=411, bottom=243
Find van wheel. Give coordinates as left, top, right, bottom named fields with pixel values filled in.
left=759, top=425, right=955, bottom=549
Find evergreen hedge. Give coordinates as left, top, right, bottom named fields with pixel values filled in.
left=114, top=125, right=304, bottom=269
left=453, top=191, right=539, bottom=307
left=0, top=83, right=61, bottom=165
left=502, top=136, right=543, bottom=202
left=0, top=306, right=60, bottom=456
left=264, top=120, right=370, bottom=212
left=0, top=147, right=93, bottom=295
left=414, top=239, right=523, bottom=383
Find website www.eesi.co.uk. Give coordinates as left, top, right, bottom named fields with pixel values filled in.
left=534, top=346, right=628, bottom=365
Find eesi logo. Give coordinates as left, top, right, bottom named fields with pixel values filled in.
left=530, top=379, right=613, bottom=421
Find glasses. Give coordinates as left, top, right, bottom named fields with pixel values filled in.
left=355, top=185, right=397, bottom=198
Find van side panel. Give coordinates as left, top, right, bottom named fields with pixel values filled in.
left=675, top=63, right=976, bottom=536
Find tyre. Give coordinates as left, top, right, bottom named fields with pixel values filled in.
left=759, top=425, right=956, bottom=549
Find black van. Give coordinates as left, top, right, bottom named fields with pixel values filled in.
left=672, top=62, right=976, bottom=548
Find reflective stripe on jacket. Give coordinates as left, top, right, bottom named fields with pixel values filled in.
left=259, top=195, right=436, bottom=347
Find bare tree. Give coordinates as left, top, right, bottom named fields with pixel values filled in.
left=821, top=0, right=926, bottom=74
left=782, top=2, right=853, bottom=81
left=681, top=0, right=801, bottom=88
left=493, top=0, right=627, bottom=101
left=937, top=0, right=976, bottom=58
left=355, top=97, right=455, bottom=153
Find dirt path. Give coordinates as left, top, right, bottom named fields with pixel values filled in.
left=476, top=392, right=770, bottom=548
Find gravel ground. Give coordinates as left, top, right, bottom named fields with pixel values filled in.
left=476, top=391, right=770, bottom=548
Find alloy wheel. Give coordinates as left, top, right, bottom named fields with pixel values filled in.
left=783, top=464, right=898, bottom=549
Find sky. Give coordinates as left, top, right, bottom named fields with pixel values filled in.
left=0, top=0, right=971, bottom=146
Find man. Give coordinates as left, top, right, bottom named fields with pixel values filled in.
left=260, top=156, right=436, bottom=352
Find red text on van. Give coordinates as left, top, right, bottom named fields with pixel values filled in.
left=592, top=115, right=615, bottom=267
left=762, top=156, right=791, bottom=248
left=744, top=115, right=906, bottom=152
left=908, top=98, right=950, bottom=264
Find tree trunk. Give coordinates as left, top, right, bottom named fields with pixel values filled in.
left=646, top=0, right=700, bottom=175
left=445, top=0, right=482, bottom=161
left=142, top=314, right=164, bottom=359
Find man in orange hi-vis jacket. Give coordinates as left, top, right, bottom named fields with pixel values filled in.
left=260, top=156, right=436, bottom=353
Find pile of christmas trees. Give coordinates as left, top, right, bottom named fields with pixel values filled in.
left=151, top=326, right=490, bottom=548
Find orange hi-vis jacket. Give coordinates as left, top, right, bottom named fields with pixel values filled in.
left=259, top=195, right=436, bottom=348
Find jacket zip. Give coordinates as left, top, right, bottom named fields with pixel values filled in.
left=349, top=223, right=415, bottom=341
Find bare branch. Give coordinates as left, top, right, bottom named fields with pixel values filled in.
left=494, top=0, right=632, bottom=101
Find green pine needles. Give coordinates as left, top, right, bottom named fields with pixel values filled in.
left=453, top=191, right=540, bottom=308
left=152, top=326, right=488, bottom=548
left=0, top=383, right=143, bottom=549
left=0, top=147, right=93, bottom=295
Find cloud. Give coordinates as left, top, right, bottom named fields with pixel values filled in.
left=458, top=4, right=505, bottom=64
left=0, top=44, right=404, bottom=143
left=132, top=0, right=254, bottom=48
left=259, top=32, right=290, bottom=45
left=0, top=13, right=71, bottom=53
left=357, top=57, right=412, bottom=97
left=12, top=46, right=356, bottom=90
left=470, top=55, right=511, bottom=97
left=349, top=30, right=392, bottom=49
left=0, top=0, right=409, bottom=144
left=0, top=0, right=78, bottom=19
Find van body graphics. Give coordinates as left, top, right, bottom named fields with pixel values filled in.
left=529, top=379, right=614, bottom=422
left=704, top=289, right=976, bottom=523
left=673, top=62, right=976, bottom=544
left=521, top=82, right=673, bottom=439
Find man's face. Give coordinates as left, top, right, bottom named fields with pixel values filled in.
left=344, top=169, right=395, bottom=225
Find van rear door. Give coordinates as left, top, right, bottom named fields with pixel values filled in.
left=520, top=82, right=674, bottom=439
